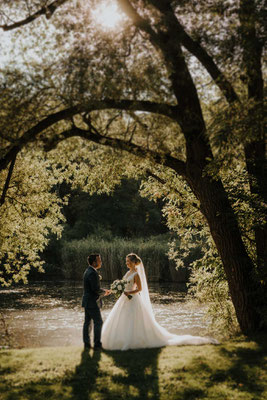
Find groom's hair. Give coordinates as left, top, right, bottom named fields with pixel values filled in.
left=88, top=254, right=100, bottom=266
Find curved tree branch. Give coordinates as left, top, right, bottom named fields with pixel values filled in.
left=0, top=105, right=79, bottom=171
left=44, top=125, right=187, bottom=177
left=0, top=99, right=181, bottom=172
left=0, top=0, right=68, bottom=31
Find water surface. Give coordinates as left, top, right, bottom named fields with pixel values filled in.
left=0, top=280, right=210, bottom=348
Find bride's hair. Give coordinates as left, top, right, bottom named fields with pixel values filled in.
left=127, top=253, right=141, bottom=265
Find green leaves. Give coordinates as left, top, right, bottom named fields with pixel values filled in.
left=0, top=149, right=65, bottom=286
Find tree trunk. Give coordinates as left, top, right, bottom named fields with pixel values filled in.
left=239, top=0, right=266, bottom=276
left=186, top=168, right=263, bottom=333
left=244, top=141, right=267, bottom=276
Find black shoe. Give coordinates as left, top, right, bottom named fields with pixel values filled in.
left=94, top=345, right=103, bottom=351
left=84, top=343, right=91, bottom=349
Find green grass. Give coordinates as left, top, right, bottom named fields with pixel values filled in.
left=0, top=334, right=266, bottom=400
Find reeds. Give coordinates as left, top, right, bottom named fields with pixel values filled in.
left=60, top=235, right=173, bottom=282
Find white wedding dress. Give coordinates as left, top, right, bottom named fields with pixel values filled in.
left=102, top=261, right=218, bottom=351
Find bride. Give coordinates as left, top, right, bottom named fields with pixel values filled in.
left=102, top=253, right=218, bottom=350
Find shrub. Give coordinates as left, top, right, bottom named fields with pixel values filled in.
left=188, top=264, right=240, bottom=337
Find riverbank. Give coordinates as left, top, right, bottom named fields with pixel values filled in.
left=1, top=334, right=266, bottom=400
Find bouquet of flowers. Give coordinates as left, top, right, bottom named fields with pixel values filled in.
left=110, top=279, right=132, bottom=299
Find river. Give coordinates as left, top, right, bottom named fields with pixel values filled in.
left=0, top=280, right=211, bottom=348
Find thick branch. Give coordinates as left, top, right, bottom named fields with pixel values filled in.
left=0, top=0, right=68, bottom=31
left=0, top=154, right=17, bottom=207
left=119, top=2, right=215, bottom=171
left=45, top=126, right=187, bottom=177
left=90, top=99, right=180, bottom=120
left=146, top=0, right=239, bottom=104
left=117, top=0, right=160, bottom=43
left=179, top=29, right=239, bottom=103
left=0, top=99, right=179, bottom=172
left=117, top=1, right=210, bottom=142
left=0, top=106, right=80, bottom=171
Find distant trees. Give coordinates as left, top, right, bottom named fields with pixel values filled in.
left=60, top=179, right=167, bottom=240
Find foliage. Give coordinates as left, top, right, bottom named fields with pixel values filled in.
left=188, top=265, right=240, bottom=337
left=139, top=157, right=265, bottom=334
left=0, top=149, right=66, bottom=286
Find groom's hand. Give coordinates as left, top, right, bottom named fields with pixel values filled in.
left=104, top=289, right=111, bottom=296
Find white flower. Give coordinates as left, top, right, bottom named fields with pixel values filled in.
left=110, top=278, right=127, bottom=297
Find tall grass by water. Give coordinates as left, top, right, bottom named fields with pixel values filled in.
left=59, top=234, right=188, bottom=282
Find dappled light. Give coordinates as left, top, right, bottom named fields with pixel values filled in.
left=1, top=337, right=266, bottom=399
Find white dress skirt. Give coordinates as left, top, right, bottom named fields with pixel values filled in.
left=101, top=271, right=218, bottom=351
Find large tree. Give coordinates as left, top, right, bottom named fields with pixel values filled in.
left=0, top=0, right=266, bottom=333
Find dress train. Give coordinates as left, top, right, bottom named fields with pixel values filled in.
left=102, top=270, right=218, bottom=351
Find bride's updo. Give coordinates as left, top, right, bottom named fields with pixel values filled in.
left=127, top=253, right=141, bottom=265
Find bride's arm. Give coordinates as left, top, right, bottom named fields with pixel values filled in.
left=124, top=274, right=142, bottom=296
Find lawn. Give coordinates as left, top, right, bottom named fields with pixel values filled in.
left=0, top=334, right=266, bottom=400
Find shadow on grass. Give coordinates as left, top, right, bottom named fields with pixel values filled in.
left=65, top=346, right=161, bottom=400
left=208, top=334, right=267, bottom=398
left=66, top=348, right=101, bottom=400
left=106, top=347, right=161, bottom=400
left=0, top=348, right=102, bottom=400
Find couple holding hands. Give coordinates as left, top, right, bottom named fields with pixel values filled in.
left=82, top=253, right=218, bottom=351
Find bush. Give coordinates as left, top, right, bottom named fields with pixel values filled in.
left=188, top=265, right=240, bottom=337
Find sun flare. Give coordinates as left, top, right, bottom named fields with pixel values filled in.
left=92, top=1, right=125, bottom=30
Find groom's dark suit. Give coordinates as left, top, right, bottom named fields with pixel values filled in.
left=82, top=265, right=105, bottom=348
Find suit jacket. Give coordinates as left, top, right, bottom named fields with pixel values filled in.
left=82, top=266, right=105, bottom=309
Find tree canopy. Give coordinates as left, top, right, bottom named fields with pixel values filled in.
left=0, top=0, right=266, bottom=333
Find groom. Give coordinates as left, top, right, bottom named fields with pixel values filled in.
left=82, top=253, right=111, bottom=350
